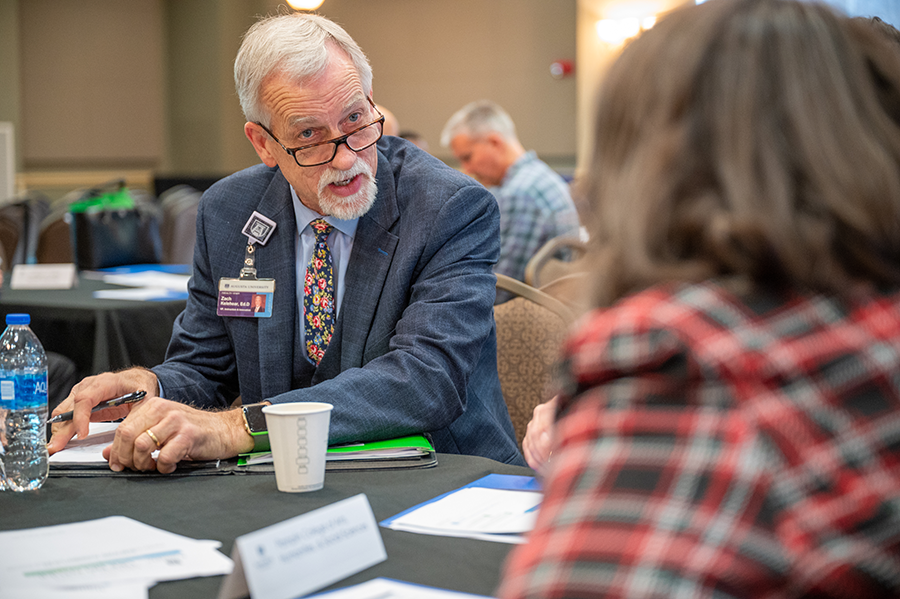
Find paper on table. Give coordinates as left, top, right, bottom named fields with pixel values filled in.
left=49, top=422, right=171, bottom=468
left=385, top=486, right=541, bottom=543
left=0, top=516, right=233, bottom=591
left=48, top=422, right=120, bottom=464
left=101, top=271, right=190, bottom=291
left=93, top=287, right=188, bottom=302
left=89, top=270, right=191, bottom=301
left=0, top=580, right=150, bottom=599
left=309, top=578, right=492, bottom=598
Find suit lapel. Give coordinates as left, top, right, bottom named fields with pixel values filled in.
left=252, top=172, right=298, bottom=399
left=339, top=151, right=399, bottom=371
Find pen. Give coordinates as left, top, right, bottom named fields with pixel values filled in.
left=47, top=390, right=147, bottom=424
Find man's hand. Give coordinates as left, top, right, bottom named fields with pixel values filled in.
left=47, top=368, right=160, bottom=455
left=101, top=398, right=254, bottom=474
left=522, top=395, right=558, bottom=473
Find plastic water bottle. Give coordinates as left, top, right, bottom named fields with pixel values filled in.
left=0, top=313, right=49, bottom=492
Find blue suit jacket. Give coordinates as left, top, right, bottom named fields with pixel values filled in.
left=153, top=137, right=524, bottom=465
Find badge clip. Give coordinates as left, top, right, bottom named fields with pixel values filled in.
left=240, top=243, right=258, bottom=280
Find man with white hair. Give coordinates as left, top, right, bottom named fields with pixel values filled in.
left=442, top=100, right=580, bottom=296
left=49, top=12, right=523, bottom=471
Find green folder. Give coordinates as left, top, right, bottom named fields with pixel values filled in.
left=238, top=434, right=437, bottom=471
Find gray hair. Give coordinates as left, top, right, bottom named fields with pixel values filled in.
left=440, top=100, right=519, bottom=147
left=234, top=12, right=373, bottom=125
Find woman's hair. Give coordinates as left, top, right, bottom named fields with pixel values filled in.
left=583, top=0, right=900, bottom=306
left=855, top=15, right=900, bottom=48
left=234, top=12, right=373, bottom=126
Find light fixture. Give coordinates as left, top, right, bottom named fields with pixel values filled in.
left=287, top=0, right=325, bottom=10
left=596, top=1, right=662, bottom=46
left=595, top=18, right=642, bottom=45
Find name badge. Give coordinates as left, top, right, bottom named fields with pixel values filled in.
left=217, top=278, right=275, bottom=318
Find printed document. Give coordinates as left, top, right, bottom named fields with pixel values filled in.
left=381, top=475, right=542, bottom=543
left=310, top=577, right=492, bottom=598
left=0, top=515, right=232, bottom=595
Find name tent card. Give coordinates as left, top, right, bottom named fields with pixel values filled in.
left=218, top=494, right=386, bottom=599
left=10, top=263, right=77, bottom=290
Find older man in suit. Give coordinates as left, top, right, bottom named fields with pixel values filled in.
left=48, top=12, right=523, bottom=472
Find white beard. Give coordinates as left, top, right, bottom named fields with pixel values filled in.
left=316, top=159, right=377, bottom=220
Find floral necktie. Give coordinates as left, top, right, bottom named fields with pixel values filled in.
left=304, top=219, right=335, bottom=364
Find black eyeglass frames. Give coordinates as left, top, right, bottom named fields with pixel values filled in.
left=256, top=99, right=385, bottom=167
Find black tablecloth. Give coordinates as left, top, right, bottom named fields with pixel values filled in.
left=0, top=275, right=186, bottom=379
left=0, top=454, right=535, bottom=598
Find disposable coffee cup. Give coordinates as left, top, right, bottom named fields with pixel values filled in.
left=262, top=402, right=334, bottom=493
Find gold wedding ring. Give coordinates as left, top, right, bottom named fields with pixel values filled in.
left=145, top=428, right=161, bottom=448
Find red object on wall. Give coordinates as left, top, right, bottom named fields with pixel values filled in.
left=550, top=60, right=574, bottom=79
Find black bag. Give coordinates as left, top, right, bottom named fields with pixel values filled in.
left=69, top=181, right=163, bottom=270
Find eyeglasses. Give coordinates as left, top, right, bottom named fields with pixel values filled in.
left=256, top=99, right=385, bottom=168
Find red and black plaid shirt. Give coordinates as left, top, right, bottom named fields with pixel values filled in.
left=498, top=282, right=900, bottom=598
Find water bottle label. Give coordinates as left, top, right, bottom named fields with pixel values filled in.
left=0, top=379, right=13, bottom=407
left=22, top=374, right=47, bottom=409
left=0, top=374, right=48, bottom=409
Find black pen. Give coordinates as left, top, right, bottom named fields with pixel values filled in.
left=47, top=390, right=147, bottom=424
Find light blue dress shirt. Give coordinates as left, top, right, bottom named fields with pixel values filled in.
left=290, top=186, right=358, bottom=350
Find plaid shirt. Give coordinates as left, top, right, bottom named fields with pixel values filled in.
left=498, top=282, right=900, bottom=598
left=492, top=152, right=580, bottom=286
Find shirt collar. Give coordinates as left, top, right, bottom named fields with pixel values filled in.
left=502, top=150, right=538, bottom=186
left=289, top=185, right=359, bottom=238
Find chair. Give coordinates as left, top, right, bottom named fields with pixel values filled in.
left=36, top=215, right=73, bottom=264
left=494, top=273, right=574, bottom=448
left=35, top=188, right=92, bottom=265
left=159, top=185, right=201, bottom=264
left=0, top=209, right=20, bottom=268
left=524, top=235, right=589, bottom=288
left=0, top=193, right=51, bottom=267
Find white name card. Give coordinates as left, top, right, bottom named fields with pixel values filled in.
left=218, top=494, right=387, bottom=599
left=10, top=263, right=77, bottom=290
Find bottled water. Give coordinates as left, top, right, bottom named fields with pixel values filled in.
left=0, top=313, right=49, bottom=492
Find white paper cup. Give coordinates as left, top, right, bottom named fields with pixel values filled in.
left=262, top=402, right=333, bottom=493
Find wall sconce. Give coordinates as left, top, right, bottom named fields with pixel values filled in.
left=287, top=0, right=325, bottom=10
left=595, top=15, right=657, bottom=45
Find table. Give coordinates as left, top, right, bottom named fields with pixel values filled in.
left=0, top=275, right=186, bottom=379
left=0, top=454, right=535, bottom=598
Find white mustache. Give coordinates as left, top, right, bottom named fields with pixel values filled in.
left=318, top=161, right=371, bottom=192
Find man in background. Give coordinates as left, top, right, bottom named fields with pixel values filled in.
left=441, top=100, right=580, bottom=297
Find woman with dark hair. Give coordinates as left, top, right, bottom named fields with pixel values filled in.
left=500, top=0, right=900, bottom=597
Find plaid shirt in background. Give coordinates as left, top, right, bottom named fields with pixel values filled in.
left=492, top=152, right=580, bottom=290
left=498, top=282, right=900, bottom=599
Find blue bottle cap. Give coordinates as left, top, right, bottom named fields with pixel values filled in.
left=6, top=314, right=30, bottom=325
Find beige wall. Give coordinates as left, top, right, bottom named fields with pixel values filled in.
left=163, top=0, right=263, bottom=175
left=0, top=0, right=20, bottom=171
left=575, top=0, right=691, bottom=174
left=311, top=0, right=577, bottom=168
left=0, top=0, right=577, bottom=186
left=19, top=0, right=165, bottom=169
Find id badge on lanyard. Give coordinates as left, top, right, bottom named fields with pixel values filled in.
left=217, top=211, right=276, bottom=318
